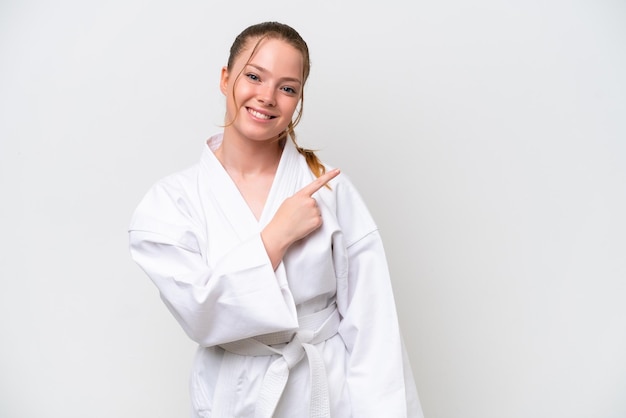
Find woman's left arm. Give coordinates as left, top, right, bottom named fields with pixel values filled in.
left=333, top=177, right=423, bottom=418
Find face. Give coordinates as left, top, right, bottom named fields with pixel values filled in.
left=220, top=37, right=304, bottom=143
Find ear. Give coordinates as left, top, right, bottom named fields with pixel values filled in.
left=219, top=66, right=229, bottom=96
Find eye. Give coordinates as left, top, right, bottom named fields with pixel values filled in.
left=245, top=73, right=260, bottom=82
left=281, top=86, right=298, bottom=95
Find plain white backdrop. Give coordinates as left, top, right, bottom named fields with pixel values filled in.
left=1, top=0, right=625, bottom=417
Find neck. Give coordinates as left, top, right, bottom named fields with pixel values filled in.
left=215, top=132, right=284, bottom=176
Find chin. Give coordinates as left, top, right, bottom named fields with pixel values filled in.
left=245, top=128, right=287, bottom=143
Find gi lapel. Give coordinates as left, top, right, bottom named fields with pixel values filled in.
left=258, top=138, right=303, bottom=228
left=197, top=133, right=305, bottom=262
left=199, top=133, right=259, bottom=244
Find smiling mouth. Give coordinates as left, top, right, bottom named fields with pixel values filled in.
left=247, top=107, right=276, bottom=120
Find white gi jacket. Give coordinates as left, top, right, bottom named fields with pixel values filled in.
left=129, top=133, right=423, bottom=418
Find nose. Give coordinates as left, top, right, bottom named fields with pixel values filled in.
left=257, top=84, right=276, bottom=107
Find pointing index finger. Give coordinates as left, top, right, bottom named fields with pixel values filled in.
left=298, top=168, right=341, bottom=196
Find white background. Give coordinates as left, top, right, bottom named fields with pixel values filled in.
left=1, top=1, right=625, bottom=417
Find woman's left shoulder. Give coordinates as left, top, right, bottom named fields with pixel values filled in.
left=319, top=164, right=362, bottom=204
left=318, top=164, right=378, bottom=244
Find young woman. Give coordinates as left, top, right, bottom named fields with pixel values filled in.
left=129, top=21, right=423, bottom=418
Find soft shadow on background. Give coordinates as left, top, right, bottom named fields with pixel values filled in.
left=1, top=1, right=625, bottom=417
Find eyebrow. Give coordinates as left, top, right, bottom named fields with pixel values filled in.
left=246, top=63, right=302, bottom=85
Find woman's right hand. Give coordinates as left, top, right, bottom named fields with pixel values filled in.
left=261, top=168, right=340, bottom=269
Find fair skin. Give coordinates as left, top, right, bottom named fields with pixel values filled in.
left=215, top=37, right=340, bottom=269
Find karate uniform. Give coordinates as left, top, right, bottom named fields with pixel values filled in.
left=129, top=132, right=423, bottom=417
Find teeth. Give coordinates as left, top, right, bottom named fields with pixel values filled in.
left=248, top=108, right=272, bottom=119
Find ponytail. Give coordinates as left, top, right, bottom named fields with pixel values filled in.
left=284, top=122, right=330, bottom=189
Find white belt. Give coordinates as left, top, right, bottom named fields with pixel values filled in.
left=214, top=303, right=340, bottom=418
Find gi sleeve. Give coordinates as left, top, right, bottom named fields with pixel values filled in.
left=334, top=176, right=423, bottom=417
left=128, top=178, right=298, bottom=348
